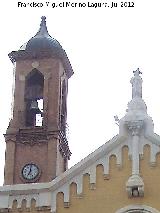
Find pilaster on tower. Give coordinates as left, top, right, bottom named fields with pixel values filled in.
left=4, top=16, right=73, bottom=185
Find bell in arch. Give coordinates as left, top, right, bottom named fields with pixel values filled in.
left=30, top=100, right=42, bottom=114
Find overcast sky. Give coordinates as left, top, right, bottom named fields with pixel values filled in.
left=0, top=0, right=160, bottom=185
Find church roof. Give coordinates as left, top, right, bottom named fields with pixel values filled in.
left=8, top=16, right=73, bottom=78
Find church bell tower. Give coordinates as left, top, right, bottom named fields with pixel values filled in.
left=4, top=16, right=73, bottom=185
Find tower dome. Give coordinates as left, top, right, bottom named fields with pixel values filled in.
left=8, top=16, right=73, bottom=78
left=20, top=16, right=63, bottom=53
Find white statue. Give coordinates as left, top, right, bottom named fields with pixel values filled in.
left=130, top=68, right=142, bottom=99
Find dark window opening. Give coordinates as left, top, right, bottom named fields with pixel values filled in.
left=25, top=69, right=44, bottom=127
left=64, top=158, right=67, bottom=171
left=61, top=81, right=67, bottom=133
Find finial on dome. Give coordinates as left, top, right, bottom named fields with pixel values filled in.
left=36, top=16, right=49, bottom=36
left=130, top=68, right=143, bottom=99
left=41, top=16, right=46, bottom=26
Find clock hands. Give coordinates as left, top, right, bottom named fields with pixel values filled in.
left=22, top=164, right=39, bottom=181
left=28, top=165, right=32, bottom=176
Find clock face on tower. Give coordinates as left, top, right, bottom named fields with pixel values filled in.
left=21, top=163, right=40, bottom=181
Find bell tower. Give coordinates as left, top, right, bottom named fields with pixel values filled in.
left=4, top=16, right=73, bottom=185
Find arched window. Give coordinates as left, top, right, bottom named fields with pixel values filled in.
left=25, top=69, right=44, bottom=127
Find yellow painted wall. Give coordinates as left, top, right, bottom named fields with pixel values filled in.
left=56, top=146, right=160, bottom=213
left=4, top=145, right=160, bottom=213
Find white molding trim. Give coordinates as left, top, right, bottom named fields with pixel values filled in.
left=115, top=205, right=160, bottom=213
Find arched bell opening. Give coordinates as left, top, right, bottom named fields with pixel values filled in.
left=24, top=69, right=44, bottom=127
